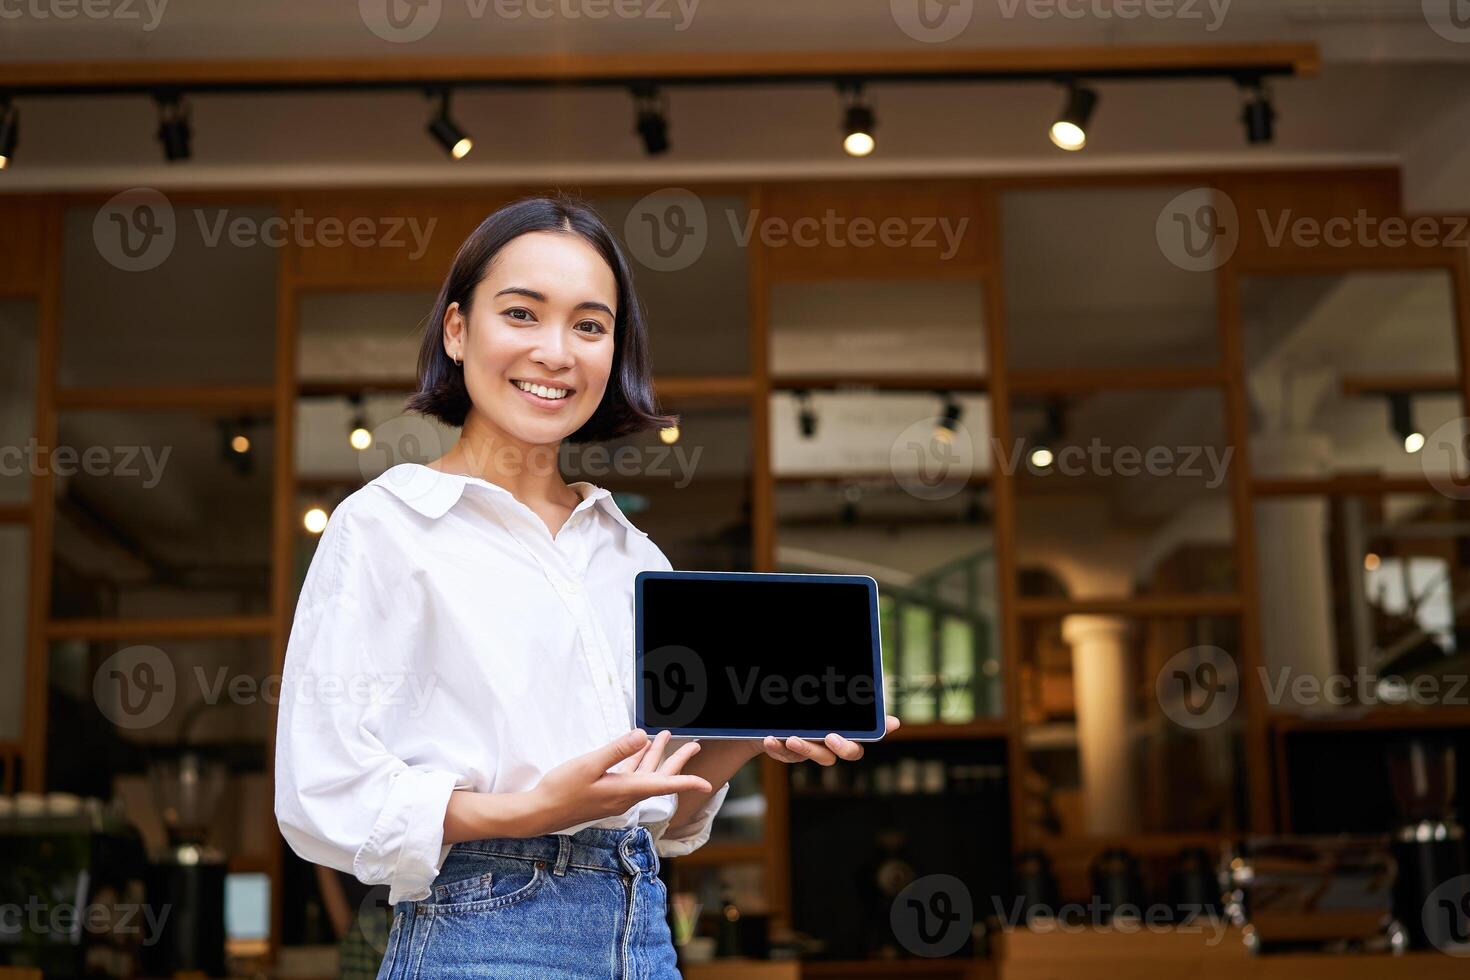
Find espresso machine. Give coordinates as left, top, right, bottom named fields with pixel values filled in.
left=141, top=749, right=230, bottom=978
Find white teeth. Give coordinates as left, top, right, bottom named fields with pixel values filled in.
left=513, top=380, right=570, bottom=400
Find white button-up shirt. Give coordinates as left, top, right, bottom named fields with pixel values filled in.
left=274, top=462, right=729, bottom=904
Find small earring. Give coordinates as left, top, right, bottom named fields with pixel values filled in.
left=453, top=354, right=462, bottom=366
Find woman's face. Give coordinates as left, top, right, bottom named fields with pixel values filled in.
left=443, top=230, right=618, bottom=450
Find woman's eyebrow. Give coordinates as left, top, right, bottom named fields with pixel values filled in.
left=494, top=286, right=614, bottom=318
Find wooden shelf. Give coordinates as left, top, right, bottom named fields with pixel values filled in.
left=1269, top=706, right=1470, bottom=733
left=771, top=374, right=986, bottom=393
left=668, top=841, right=766, bottom=868
left=45, top=614, right=275, bottom=640
left=1340, top=373, right=1458, bottom=396
left=56, top=384, right=276, bottom=412
left=1013, top=594, right=1243, bottom=619
left=1009, top=365, right=1227, bottom=394
left=1251, top=473, right=1445, bottom=496
left=886, top=720, right=1010, bottom=741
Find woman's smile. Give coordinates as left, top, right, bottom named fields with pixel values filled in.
left=510, top=377, right=576, bottom=408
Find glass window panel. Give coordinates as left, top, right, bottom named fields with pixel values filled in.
left=770, top=389, right=991, bottom=480
left=1255, top=492, right=1470, bottom=712
left=298, top=290, right=434, bottom=384
left=1020, top=615, right=1246, bottom=839
left=1241, top=269, right=1463, bottom=479
left=1002, top=187, right=1219, bottom=370
left=594, top=405, right=751, bottom=571
left=60, top=202, right=277, bottom=385
left=769, top=278, right=986, bottom=377
left=707, top=758, right=764, bottom=846
left=47, top=636, right=274, bottom=860
left=1012, top=388, right=1235, bottom=597
left=0, top=525, right=28, bottom=742
left=0, top=298, right=37, bottom=505
left=776, top=478, right=1000, bottom=723
left=49, top=411, right=273, bottom=619
left=590, top=194, right=749, bottom=377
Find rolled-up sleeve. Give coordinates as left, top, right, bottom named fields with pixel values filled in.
left=647, top=781, right=731, bottom=859
left=273, top=507, right=462, bottom=905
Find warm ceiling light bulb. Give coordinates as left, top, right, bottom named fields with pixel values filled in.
left=842, top=102, right=876, bottom=157
left=659, top=425, right=679, bottom=445
left=1030, top=446, right=1055, bottom=468
left=230, top=434, right=250, bottom=454
left=1049, top=84, right=1097, bottom=152
left=1404, top=431, right=1425, bottom=454
left=303, top=506, right=329, bottom=534
left=1363, top=552, right=1381, bottom=571
left=349, top=426, right=373, bottom=451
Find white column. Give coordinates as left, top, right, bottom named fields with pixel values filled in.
left=1252, top=431, right=1339, bottom=689
left=1061, top=614, right=1137, bottom=836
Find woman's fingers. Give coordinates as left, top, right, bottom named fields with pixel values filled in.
left=824, top=733, right=864, bottom=761
left=588, top=729, right=650, bottom=775
left=784, top=735, right=838, bottom=766
left=762, top=736, right=803, bottom=763
left=635, top=730, right=671, bottom=774
left=657, top=739, right=701, bottom=776
left=619, top=773, right=713, bottom=799
left=885, top=714, right=901, bottom=735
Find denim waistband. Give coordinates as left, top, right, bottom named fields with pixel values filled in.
left=451, top=825, right=660, bottom=877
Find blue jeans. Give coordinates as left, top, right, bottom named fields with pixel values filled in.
left=376, top=826, right=680, bottom=979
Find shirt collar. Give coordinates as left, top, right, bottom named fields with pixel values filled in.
left=369, top=464, right=648, bottom=537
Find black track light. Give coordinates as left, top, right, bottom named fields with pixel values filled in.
left=632, top=84, right=669, bottom=156
left=839, top=83, right=875, bottom=157
left=934, top=392, right=964, bottom=443
left=0, top=98, right=16, bottom=170
left=427, top=89, right=473, bottom=160
left=1049, top=82, right=1097, bottom=151
left=156, top=93, right=191, bottom=162
left=1389, top=392, right=1424, bottom=454
left=795, top=389, right=818, bottom=439
left=1240, top=79, right=1275, bottom=145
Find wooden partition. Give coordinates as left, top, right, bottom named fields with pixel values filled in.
left=6, top=167, right=1469, bottom=967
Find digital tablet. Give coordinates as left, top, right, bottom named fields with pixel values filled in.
left=635, top=570, right=887, bottom=741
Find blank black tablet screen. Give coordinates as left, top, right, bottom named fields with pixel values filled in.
left=639, top=574, right=880, bottom=734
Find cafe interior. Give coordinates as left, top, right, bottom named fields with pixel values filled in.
left=3, top=2, right=1470, bottom=978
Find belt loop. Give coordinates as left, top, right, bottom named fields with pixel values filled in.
left=553, top=835, right=571, bottom=877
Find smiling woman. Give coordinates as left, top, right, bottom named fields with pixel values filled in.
left=275, top=195, right=896, bottom=979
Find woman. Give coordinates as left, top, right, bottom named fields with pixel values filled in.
left=275, top=195, right=898, bottom=978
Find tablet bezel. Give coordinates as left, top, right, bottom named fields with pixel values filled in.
left=634, top=569, right=888, bottom=741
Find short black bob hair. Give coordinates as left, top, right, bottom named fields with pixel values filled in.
left=407, top=194, right=678, bottom=443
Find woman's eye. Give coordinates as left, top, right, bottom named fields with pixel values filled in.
left=576, top=320, right=608, bottom=335
left=504, top=308, right=533, bottom=322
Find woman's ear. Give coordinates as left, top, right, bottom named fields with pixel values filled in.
left=442, top=300, right=465, bottom=363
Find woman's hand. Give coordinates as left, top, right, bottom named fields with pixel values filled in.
left=523, top=729, right=712, bottom=836
left=760, top=714, right=901, bottom=766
